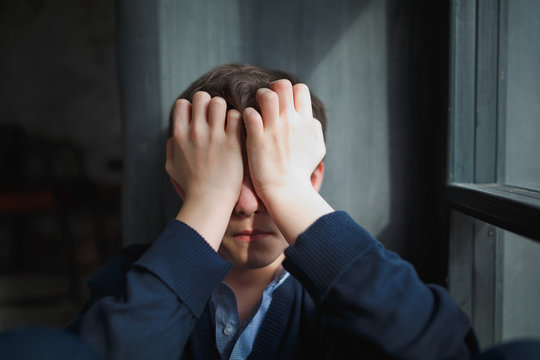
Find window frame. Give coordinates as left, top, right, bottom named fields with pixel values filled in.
left=447, top=0, right=540, bottom=348
left=447, top=0, right=540, bottom=241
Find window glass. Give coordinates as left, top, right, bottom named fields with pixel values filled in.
left=449, top=211, right=540, bottom=347
left=500, top=229, right=540, bottom=342
left=503, top=0, right=540, bottom=191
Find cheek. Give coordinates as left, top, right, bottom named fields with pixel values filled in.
left=217, top=237, right=243, bottom=262
left=217, top=235, right=260, bottom=265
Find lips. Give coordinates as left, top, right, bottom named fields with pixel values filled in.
left=233, top=229, right=272, bottom=242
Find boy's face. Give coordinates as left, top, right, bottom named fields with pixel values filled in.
left=218, top=171, right=288, bottom=269
left=217, top=158, right=324, bottom=269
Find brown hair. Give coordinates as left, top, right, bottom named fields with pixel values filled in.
left=169, top=63, right=326, bottom=137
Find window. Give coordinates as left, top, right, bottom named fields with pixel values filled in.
left=447, top=0, right=540, bottom=349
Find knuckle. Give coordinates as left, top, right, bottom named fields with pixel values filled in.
left=293, top=82, right=309, bottom=94
left=192, top=91, right=211, bottom=103
left=227, top=108, right=240, bottom=117
left=258, top=88, right=278, bottom=102
left=172, top=126, right=182, bottom=140
left=189, top=124, right=200, bottom=138
left=210, top=96, right=227, bottom=107
left=172, top=123, right=185, bottom=140
left=173, top=98, right=190, bottom=112
left=189, top=123, right=208, bottom=143
left=274, top=78, right=293, bottom=90
left=244, top=107, right=260, bottom=122
left=227, top=109, right=241, bottom=122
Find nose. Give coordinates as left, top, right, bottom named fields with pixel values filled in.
left=233, top=176, right=263, bottom=216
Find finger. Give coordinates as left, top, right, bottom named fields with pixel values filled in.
left=256, top=88, right=279, bottom=128
left=243, top=107, right=264, bottom=139
left=292, top=83, right=313, bottom=118
left=270, top=79, right=294, bottom=116
left=208, top=96, right=227, bottom=130
left=171, top=99, right=191, bottom=138
left=191, top=91, right=211, bottom=126
left=314, top=119, right=327, bottom=160
left=314, top=119, right=325, bottom=145
left=226, top=109, right=243, bottom=140
left=165, top=138, right=174, bottom=176
left=314, top=118, right=324, bottom=138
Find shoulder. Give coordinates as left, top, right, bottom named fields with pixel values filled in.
left=87, top=244, right=151, bottom=299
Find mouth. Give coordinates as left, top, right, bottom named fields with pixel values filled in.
left=233, top=229, right=272, bottom=242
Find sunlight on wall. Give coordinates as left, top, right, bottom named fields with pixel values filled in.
left=312, top=0, right=390, bottom=237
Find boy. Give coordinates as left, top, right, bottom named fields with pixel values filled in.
left=69, top=64, right=475, bottom=359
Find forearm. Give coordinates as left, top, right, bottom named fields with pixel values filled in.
left=70, top=269, right=195, bottom=360
left=262, top=185, right=333, bottom=244
left=284, top=212, right=473, bottom=359
left=176, top=194, right=235, bottom=251
left=69, top=220, right=232, bottom=359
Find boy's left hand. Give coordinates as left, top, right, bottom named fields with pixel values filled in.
left=242, top=79, right=326, bottom=202
left=243, top=80, right=332, bottom=243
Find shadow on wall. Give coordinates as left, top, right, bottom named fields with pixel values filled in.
left=381, top=0, right=450, bottom=284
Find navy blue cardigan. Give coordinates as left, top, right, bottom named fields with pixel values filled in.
left=69, top=211, right=476, bottom=359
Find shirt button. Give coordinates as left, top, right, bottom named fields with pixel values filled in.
left=223, top=324, right=234, bottom=336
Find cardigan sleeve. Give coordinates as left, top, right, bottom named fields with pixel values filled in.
left=283, top=211, right=476, bottom=360
left=68, top=220, right=232, bottom=360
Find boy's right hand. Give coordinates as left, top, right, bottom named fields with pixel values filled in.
left=166, top=91, right=244, bottom=250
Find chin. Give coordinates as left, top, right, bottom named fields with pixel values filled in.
left=219, top=235, right=288, bottom=269
left=223, top=249, right=284, bottom=269
left=218, top=245, right=286, bottom=270
left=243, top=253, right=284, bottom=269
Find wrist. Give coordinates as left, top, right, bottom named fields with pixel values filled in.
left=261, top=184, right=334, bottom=245
left=256, top=177, right=312, bottom=206
left=182, top=187, right=240, bottom=208
left=185, top=184, right=240, bottom=206
left=260, top=182, right=312, bottom=206
left=176, top=193, right=236, bottom=251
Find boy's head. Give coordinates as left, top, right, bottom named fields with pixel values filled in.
left=169, top=63, right=326, bottom=138
left=169, top=64, right=327, bottom=270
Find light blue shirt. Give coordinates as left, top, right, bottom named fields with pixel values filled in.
left=209, top=268, right=290, bottom=359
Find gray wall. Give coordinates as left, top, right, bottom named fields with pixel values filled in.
left=120, top=0, right=390, bottom=242
left=120, top=0, right=450, bottom=282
